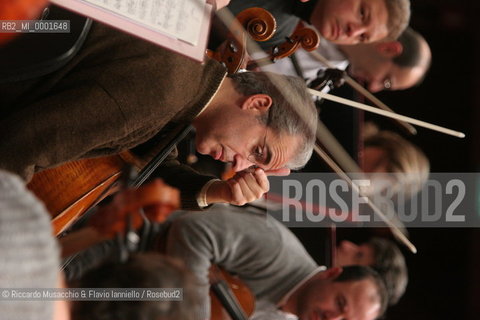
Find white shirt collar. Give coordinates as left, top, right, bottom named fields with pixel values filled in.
left=277, top=266, right=327, bottom=307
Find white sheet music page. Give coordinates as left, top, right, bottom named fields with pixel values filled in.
left=83, top=0, right=206, bottom=45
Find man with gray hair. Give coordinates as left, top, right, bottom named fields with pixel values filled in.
left=0, top=21, right=317, bottom=209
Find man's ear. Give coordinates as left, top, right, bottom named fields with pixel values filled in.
left=319, top=267, right=343, bottom=280
left=375, top=41, right=403, bottom=58
left=242, top=94, right=273, bottom=112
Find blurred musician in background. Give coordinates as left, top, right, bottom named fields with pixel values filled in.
left=262, top=27, right=431, bottom=93
left=163, top=204, right=406, bottom=319
left=362, top=123, right=430, bottom=199
left=212, top=0, right=411, bottom=51
left=336, top=238, right=408, bottom=305
left=71, top=253, right=199, bottom=320
left=339, top=27, right=431, bottom=92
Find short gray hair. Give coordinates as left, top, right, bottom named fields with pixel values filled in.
left=228, top=72, right=318, bottom=169
left=384, top=0, right=411, bottom=40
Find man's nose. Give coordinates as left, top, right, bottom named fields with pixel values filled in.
left=346, top=22, right=367, bottom=41
left=232, top=154, right=253, bottom=172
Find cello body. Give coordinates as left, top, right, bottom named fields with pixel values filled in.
left=27, top=154, right=131, bottom=235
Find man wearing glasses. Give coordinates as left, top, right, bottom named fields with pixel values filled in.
left=0, top=23, right=317, bottom=209
left=191, top=71, right=317, bottom=207
left=263, top=28, right=431, bottom=94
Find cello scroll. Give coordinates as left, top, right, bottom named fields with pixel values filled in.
left=270, top=22, right=320, bottom=61
left=207, top=7, right=276, bottom=74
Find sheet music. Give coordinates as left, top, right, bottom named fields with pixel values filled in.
left=83, top=0, right=206, bottom=45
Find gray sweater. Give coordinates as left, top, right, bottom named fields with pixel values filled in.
left=165, top=204, right=318, bottom=319
left=0, top=170, right=60, bottom=320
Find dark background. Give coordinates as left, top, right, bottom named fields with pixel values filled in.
left=300, top=1, right=480, bottom=319
left=379, top=2, right=479, bottom=319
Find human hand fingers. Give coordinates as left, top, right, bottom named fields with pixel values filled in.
left=227, top=170, right=268, bottom=205
left=264, top=167, right=290, bottom=176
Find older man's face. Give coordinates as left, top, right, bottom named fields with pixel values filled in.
left=312, top=0, right=389, bottom=45
left=348, top=57, right=424, bottom=93
left=297, top=278, right=381, bottom=320
left=193, top=109, right=301, bottom=172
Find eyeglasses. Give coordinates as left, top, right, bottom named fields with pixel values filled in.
left=247, top=133, right=269, bottom=167
left=247, top=108, right=272, bottom=169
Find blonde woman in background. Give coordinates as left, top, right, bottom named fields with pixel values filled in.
left=362, top=122, right=430, bottom=198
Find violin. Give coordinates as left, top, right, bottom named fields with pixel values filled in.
left=248, top=22, right=320, bottom=69
left=210, top=266, right=255, bottom=320
left=88, top=178, right=179, bottom=238
left=210, top=8, right=320, bottom=73
left=59, top=176, right=180, bottom=258
left=269, top=22, right=320, bottom=62
left=207, top=7, right=277, bottom=74
left=58, top=177, right=251, bottom=320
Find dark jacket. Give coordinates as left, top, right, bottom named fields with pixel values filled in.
left=0, top=22, right=227, bottom=209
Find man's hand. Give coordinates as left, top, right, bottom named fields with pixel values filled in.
left=206, top=167, right=290, bottom=206
left=89, top=179, right=180, bottom=237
